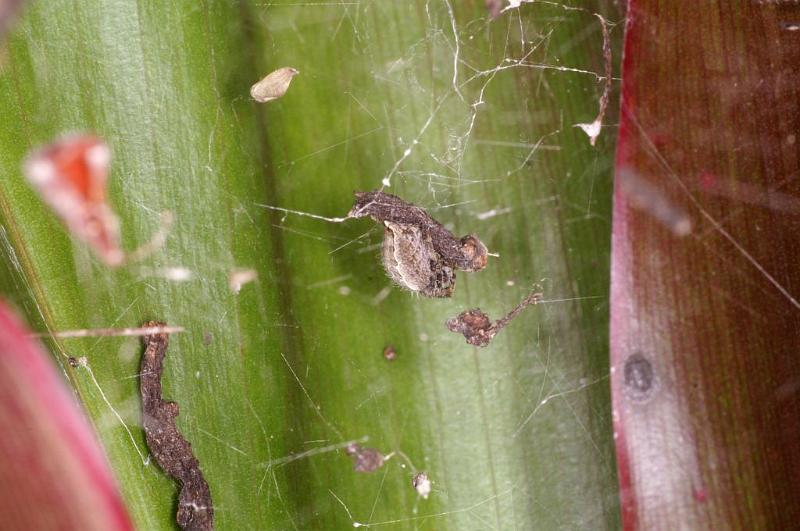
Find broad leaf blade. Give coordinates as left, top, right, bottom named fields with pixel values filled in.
left=0, top=1, right=621, bottom=528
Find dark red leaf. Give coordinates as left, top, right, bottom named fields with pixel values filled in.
left=611, top=1, right=800, bottom=528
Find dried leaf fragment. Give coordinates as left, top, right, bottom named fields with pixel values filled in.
left=140, top=322, right=213, bottom=531
left=23, top=134, right=171, bottom=266
left=574, top=14, right=612, bottom=146
left=345, top=443, right=386, bottom=473
left=447, top=289, right=542, bottom=347
left=250, top=67, right=299, bottom=103
left=228, top=268, right=258, bottom=293
left=349, top=191, right=489, bottom=298
left=24, top=134, right=124, bottom=266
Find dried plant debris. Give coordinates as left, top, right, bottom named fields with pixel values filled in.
left=412, top=472, right=432, bottom=499
left=349, top=191, right=488, bottom=298
left=24, top=134, right=124, bottom=265
left=140, top=322, right=213, bottom=531
left=23, top=134, right=172, bottom=266
left=446, top=288, right=542, bottom=347
left=345, top=443, right=386, bottom=473
left=250, top=67, right=299, bottom=103
left=228, top=268, right=258, bottom=294
left=575, top=14, right=612, bottom=146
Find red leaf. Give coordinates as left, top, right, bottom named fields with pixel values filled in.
left=0, top=301, right=132, bottom=530
left=611, top=2, right=800, bottom=529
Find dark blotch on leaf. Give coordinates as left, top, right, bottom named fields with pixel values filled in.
left=140, top=322, right=213, bottom=531
left=623, top=352, right=657, bottom=403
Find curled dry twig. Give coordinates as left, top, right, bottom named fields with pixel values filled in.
left=141, top=322, right=213, bottom=531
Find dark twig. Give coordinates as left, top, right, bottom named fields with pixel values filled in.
left=141, top=322, right=213, bottom=531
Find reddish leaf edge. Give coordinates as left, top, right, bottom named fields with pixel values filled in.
left=0, top=300, right=133, bottom=530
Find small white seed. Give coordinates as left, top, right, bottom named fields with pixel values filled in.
left=250, top=67, right=299, bottom=103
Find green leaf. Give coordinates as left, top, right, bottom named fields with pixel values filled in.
left=611, top=1, right=800, bottom=528
left=0, top=1, right=620, bottom=528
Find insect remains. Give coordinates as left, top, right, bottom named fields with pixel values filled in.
left=446, top=288, right=542, bottom=347
left=250, top=67, right=299, bottom=103
left=349, top=191, right=489, bottom=298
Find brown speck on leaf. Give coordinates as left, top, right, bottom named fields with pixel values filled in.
left=345, top=443, right=385, bottom=473
left=348, top=191, right=489, bottom=298
left=383, top=345, right=397, bottom=361
left=202, top=331, right=213, bottom=346
left=140, top=322, right=213, bottom=531
left=446, top=289, right=542, bottom=347
left=250, top=67, right=299, bottom=103
left=67, top=356, right=80, bottom=368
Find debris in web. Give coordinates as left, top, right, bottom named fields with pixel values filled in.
left=228, top=268, right=258, bottom=294
left=29, top=323, right=185, bottom=339
left=412, top=472, right=432, bottom=499
left=383, top=344, right=397, bottom=361
left=618, top=168, right=692, bottom=236
left=250, top=67, right=299, bottom=103
left=23, top=134, right=172, bottom=267
left=136, top=265, right=194, bottom=282
left=349, top=191, right=489, bottom=298
left=140, top=322, right=213, bottom=531
left=446, top=288, right=543, bottom=347
left=345, top=443, right=388, bottom=473
left=575, top=14, right=612, bottom=146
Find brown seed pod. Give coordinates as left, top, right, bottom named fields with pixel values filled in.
left=250, top=67, right=299, bottom=103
